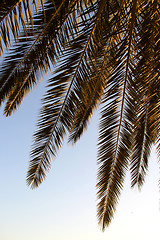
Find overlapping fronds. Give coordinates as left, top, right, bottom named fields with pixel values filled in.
left=97, top=0, right=159, bottom=229
left=130, top=0, right=160, bottom=188
left=0, top=0, right=159, bottom=230
left=0, top=0, right=41, bottom=54
left=0, top=0, right=78, bottom=114
left=67, top=5, right=111, bottom=144
left=26, top=0, right=105, bottom=188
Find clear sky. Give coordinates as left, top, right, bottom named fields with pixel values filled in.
left=0, top=77, right=159, bottom=240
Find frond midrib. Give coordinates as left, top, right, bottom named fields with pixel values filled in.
left=0, top=0, right=22, bottom=24
left=100, top=0, right=137, bottom=228
left=71, top=53, right=109, bottom=141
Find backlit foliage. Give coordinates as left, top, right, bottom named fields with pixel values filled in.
left=0, top=0, right=159, bottom=229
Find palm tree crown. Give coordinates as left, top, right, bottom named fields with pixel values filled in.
left=0, top=0, right=159, bottom=229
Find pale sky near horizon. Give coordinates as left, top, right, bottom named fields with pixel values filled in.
left=0, top=77, right=159, bottom=240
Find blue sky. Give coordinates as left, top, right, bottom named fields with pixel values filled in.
left=0, top=77, right=159, bottom=240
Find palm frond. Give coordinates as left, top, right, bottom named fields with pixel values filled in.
left=26, top=0, right=101, bottom=188
left=130, top=100, right=152, bottom=188
left=97, top=0, right=138, bottom=229
left=26, top=33, right=87, bottom=187
left=0, top=0, right=40, bottom=53
left=67, top=4, right=115, bottom=143
left=0, top=0, right=78, bottom=114
left=130, top=0, right=160, bottom=188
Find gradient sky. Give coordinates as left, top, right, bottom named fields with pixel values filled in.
left=0, top=77, right=159, bottom=240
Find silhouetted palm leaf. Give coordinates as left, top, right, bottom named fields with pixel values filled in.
left=0, top=0, right=79, bottom=114
left=0, top=0, right=39, bottom=53
left=26, top=0, right=102, bottom=188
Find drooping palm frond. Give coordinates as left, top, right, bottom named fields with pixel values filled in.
left=0, top=0, right=78, bottom=114
left=67, top=6, right=111, bottom=144
left=26, top=32, right=89, bottom=187
left=130, top=0, right=160, bottom=188
left=96, top=0, right=160, bottom=228
left=0, top=0, right=52, bottom=106
left=26, top=0, right=105, bottom=188
left=97, top=0, right=138, bottom=228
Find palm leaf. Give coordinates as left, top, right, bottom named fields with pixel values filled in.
left=26, top=0, right=108, bottom=188
left=97, top=0, right=138, bottom=229
left=67, top=3, right=119, bottom=143
left=0, top=0, right=40, bottom=53
left=0, top=0, right=78, bottom=114
left=130, top=0, right=160, bottom=187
